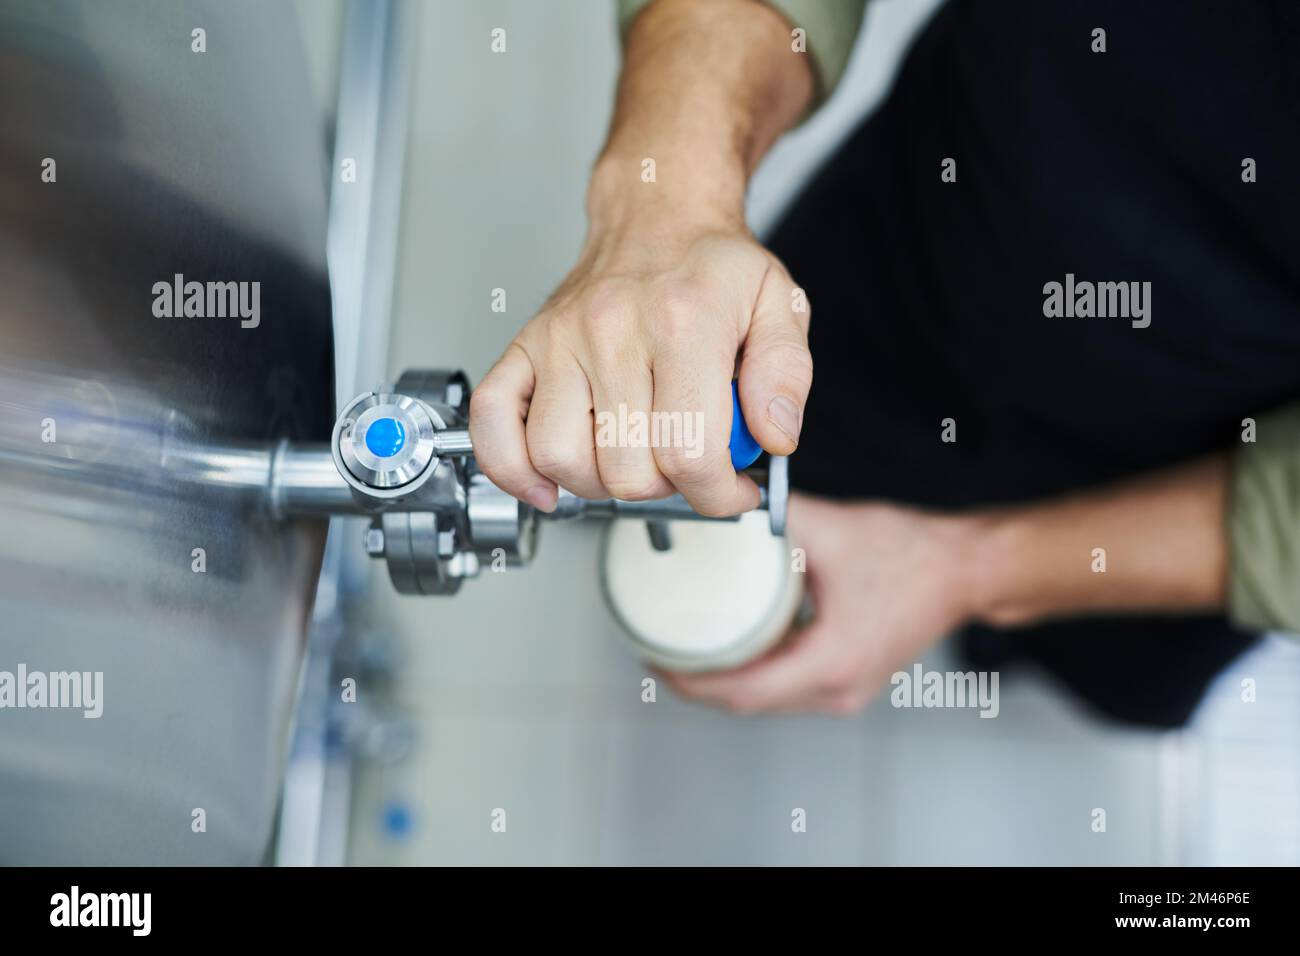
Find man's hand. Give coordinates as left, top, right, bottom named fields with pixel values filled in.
left=665, top=493, right=979, bottom=715
left=470, top=0, right=814, bottom=516
left=666, top=455, right=1230, bottom=716
left=472, top=216, right=810, bottom=516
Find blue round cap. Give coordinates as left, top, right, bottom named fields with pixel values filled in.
left=365, top=416, right=406, bottom=458
left=728, top=380, right=762, bottom=470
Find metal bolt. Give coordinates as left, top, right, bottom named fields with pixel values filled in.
left=364, top=526, right=386, bottom=557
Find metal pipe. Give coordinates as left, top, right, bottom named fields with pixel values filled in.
left=545, top=488, right=745, bottom=523
left=431, top=428, right=473, bottom=456
left=269, top=441, right=355, bottom=519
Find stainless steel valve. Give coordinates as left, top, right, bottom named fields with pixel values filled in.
left=316, top=368, right=790, bottom=596
left=119, top=366, right=790, bottom=597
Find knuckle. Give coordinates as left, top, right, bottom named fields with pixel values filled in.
left=652, top=443, right=721, bottom=484
left=600, top=469, right=665, bottom=502
left=580, top=300, right=637, bottom=342
left=653, top=290, right=705, bottom=339
left=759, top=337, right=814, bottom=380
left=469, top=382, right=509, bottom=422
left=689, top=497, right=740, bottom=520
left=526, top=438, right=587, bottom=480
left=595, top=433, right=665, bottom=498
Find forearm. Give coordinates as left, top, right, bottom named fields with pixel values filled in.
left=962, top=454, right=1230, bottom=628
left=589, top=0, right=813, bottom=233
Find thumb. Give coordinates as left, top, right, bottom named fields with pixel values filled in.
left=737, top=265, right=813, bottom=455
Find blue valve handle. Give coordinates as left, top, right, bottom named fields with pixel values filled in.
left=728, top=380, right=762, bottom=471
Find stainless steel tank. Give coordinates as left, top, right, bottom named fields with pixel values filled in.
left=0, top=0, right=334, bottom=864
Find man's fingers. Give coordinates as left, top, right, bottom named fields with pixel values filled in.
left=737, top=261, right=813, bottom=456
left=589, top=349, right=675, bottom=502
left=469, top=342, right=557, bottom=511
left=650, top=309, right=760, bottom=517
left=526, top=344, right=609, bottom=500
left=665, top=623, right=836, bottom=713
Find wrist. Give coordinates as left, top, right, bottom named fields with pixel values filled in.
left=588, top=0, right=812, bottom=238
left=620, top=0, right=811, bottom=166
left=586, top=147, right=748, bottom=237
left=946, top=511, right=1030, bottom=629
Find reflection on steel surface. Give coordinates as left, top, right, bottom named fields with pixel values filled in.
left=0, top=0, right=334, bottom=865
